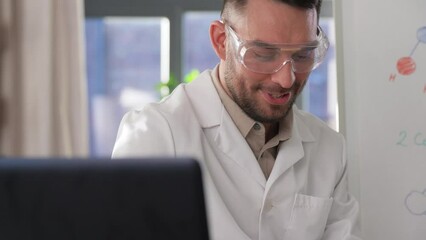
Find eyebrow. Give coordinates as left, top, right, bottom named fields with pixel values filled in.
left=229, top=24, right=320, bottom=50
left=252, top=41, right=277, bottom=48
left=251, top=40, right=318, bottom=52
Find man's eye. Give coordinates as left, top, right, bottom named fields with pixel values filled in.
left=251, top=48, right=279, bottom=61
left=292, top=49, right=314, bottom=61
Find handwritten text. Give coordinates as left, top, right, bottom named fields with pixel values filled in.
left=397, top=131, right=426, bottom=147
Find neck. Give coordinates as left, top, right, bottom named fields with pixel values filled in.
left=264, top=122, right=279, bottom=143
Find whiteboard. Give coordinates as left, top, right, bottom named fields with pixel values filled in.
left=335, top=0, right=426, bottom=239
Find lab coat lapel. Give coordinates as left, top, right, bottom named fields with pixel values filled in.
left=185, top=69, right=266, bottom=188
left=214, top=111, right=267, bottom=188
left=187, top=73, right=317, bottom=191
left=266, top=110, right=315, bottom=189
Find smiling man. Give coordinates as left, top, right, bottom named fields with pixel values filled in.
left=112, top=0, right=362, bottom=239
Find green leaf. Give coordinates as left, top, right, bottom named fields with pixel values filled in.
left=155, top=69, right=200, bottom=98
left=184, top=69, right=200, bottom=83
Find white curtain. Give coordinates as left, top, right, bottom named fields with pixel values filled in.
left=0, top=0, right=88, bottom=157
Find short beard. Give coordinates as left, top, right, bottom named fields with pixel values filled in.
left=223, top=54, right=299, bottom=123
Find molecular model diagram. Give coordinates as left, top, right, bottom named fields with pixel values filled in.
left=390, top=26, right=426, bottom=92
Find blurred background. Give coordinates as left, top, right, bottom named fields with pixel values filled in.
left=0, top=0, right=337, bottom=157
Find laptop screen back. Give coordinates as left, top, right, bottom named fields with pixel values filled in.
left=0, top=158, right=209, bottom=240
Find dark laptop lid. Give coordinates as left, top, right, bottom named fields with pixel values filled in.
left=0, top=158, right=209, bottom=240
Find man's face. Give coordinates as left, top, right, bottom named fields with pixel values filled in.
left=222, top=0, right=317, bottom=124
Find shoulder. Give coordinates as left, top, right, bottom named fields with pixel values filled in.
left=292, top=108, right=347, bottom=185
left=112, top=70, right=218, bottom=158
left=293, top=107, right=346, bottom=167
left=293, top=107, right=343, bottom=143
left=149, top=69, right=216, bottom=118
left=145, top=69, right=222, bottom=128
left=115, top=83, right=193, bottom=138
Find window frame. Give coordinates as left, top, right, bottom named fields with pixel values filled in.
left=84, top=0, right=333, bottom=80
left=84, top=0, right=338, bottom=155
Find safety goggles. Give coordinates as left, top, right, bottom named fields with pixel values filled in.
left=225, top=24, right=329, bottom=74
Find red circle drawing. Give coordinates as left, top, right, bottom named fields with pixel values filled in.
left=397, top=57, right=416, bottom=75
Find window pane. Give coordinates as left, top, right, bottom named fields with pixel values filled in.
left=302, top=18, right=338, bottom=130
left=85, top=17, right=169, bottom=156
left=183, top=11, right=220, bottom=76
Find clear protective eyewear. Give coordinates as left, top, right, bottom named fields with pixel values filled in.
left=225, top=24, right=330, bottom=74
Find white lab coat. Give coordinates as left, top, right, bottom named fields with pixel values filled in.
left=112, top=69, right=362, bottom=240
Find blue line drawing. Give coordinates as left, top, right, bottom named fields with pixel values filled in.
left=405, top=189, right=426, bottom=216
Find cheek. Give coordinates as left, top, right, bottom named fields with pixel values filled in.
left=238, top=72, right=265, bottom=91
left=239, top=67, right=269, bottom=84
left=232, top=64, right=255, bottom=85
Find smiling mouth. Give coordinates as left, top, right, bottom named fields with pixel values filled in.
left=263, top=91, right=292, bottom=105
left=269, top=93, right=286, bottom=99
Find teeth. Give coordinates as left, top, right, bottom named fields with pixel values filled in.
left=271, top=93, right=285, bottom=98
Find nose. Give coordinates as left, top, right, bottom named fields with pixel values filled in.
left=270, top=60, right=295, bottom=89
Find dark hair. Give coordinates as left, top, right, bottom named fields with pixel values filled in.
left=221, top=0, right=322, bottom=20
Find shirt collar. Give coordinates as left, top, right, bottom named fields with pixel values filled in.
left=211, top=64, right=293, bottom=141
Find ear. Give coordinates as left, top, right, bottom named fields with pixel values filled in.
left=209, top=20, right=227, bottom=61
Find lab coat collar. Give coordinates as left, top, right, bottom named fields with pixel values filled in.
left=185, top=68, right=223, bottom=128
left=185, top=69, right=267, bottom=187
left=186, top=67, right=316, bottom=141
left=185, top=68, right=317, bottom=188
left=267, top=109, right=316, bottom=188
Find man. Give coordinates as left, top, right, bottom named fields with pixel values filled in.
left=112, top=0, right=362, bottom=239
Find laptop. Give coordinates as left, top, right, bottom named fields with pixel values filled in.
left=0, top=157, right=209, bottom=240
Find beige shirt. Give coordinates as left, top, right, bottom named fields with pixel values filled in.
left=211, top=66, right=292, bottom=179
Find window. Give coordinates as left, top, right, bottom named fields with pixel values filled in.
left=302, top=18, right=338, bottom=130
left=84, top=0, right=338, bottom=156
left=85, top=17, right=169, bottom=156
left=183, top=12, right=220, bottom=75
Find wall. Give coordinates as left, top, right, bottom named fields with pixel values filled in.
left=335, top=0, right=426, bottom=239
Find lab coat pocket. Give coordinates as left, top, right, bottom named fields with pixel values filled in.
left=285, top=193, right=333, bottom=240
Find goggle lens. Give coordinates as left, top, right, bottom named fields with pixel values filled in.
left=226, top=24, right=329, bottom=74
left=241, top=46, right=319, bottom=73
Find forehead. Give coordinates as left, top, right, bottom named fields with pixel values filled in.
left=230, top=0, right=317, bottom=44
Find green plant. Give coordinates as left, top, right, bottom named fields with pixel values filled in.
left=156, top=69, right=200, bottom=98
